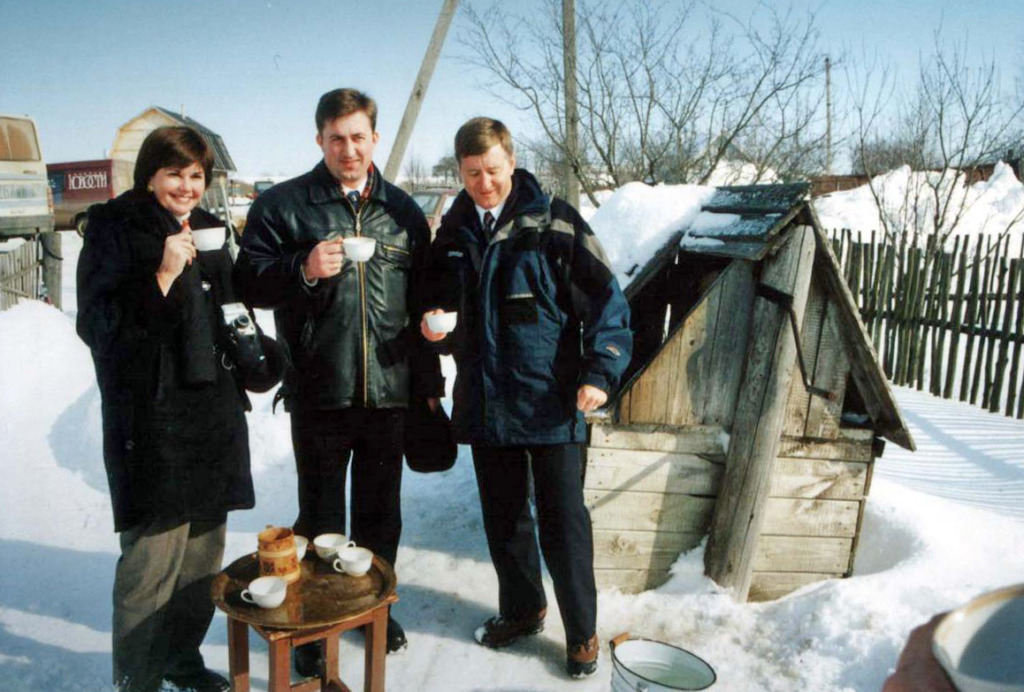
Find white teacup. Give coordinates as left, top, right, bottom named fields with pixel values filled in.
left=313, top=533, right=355, bottom=562
left=294, top=535, right=308, bottom=561
left=933, top=583, right=1024, bottom=692
left=343, top=237, right=376, bottom=262
left=240, top=576, right=287, bottom=609
left=333, top=545, right=373, bottom=577
left=192, top=226, right=226, bottom=252
left=426, top=311, right=458, bottom=334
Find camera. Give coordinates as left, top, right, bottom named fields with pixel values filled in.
left=221, top=302, right=266, bottom=374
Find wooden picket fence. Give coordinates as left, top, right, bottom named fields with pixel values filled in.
left=829, top=228, right=1024, bottom=418
left=0, top=238, right=39, bottom=311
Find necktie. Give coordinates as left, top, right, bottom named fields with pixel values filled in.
left=483, top=211, right=495, bottom=236
left=181, top=217, right=191, bottom=231
left=347, top=190, right=361, bottom=213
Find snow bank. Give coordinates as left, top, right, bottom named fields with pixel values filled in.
left=814, top=162, right=1024, bottom=252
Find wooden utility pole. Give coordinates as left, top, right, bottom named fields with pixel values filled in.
left=704, top=225, right=817, bottom=601
left=562, top=0, right=581, bottom=209
left=825, top=55, right=833, bottom=175
left=384, top=0, right=461, bottom=183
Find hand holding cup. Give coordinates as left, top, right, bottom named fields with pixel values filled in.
left=304, top=237, right=345, bottom=280
left=421, top=309, right=457, bottom=342
left=156, top=229, right=197, bottom=295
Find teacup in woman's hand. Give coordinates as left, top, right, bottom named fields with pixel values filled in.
left=191, top=226, right=226, bottom=252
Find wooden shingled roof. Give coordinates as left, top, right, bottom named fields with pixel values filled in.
left=152, top=107, right=237, bottom=174
left=621, top=182, right=915, bottom=450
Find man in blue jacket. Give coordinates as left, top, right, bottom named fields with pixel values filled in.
left=422, top=117, right=632, bottom=678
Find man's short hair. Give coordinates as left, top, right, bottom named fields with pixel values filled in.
left=454, top=117, right=514, bottom=162
left=316, top=88, right=378, bottom=133
left=133, top=126, right=214, bottom=192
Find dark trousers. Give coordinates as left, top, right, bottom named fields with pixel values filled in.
left=112, top=517, right=226, bottom=692
left=472, top=443, right=597, bottom=647
left=291, top=407, right=405, bottom=567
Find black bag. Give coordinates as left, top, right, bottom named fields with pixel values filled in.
left=240, top=332, right=284, bottom=393
left=404, top=398, right=457, bottom=473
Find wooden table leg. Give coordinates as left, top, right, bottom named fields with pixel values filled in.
left=324, top=629, right=340, bottom=689
left=228, top=617, right=250, bottom=692
left=268, top=638, right=292, bottom=692
left=364, top=606, right=388, bottom=692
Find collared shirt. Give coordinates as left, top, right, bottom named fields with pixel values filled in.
left=475, top=201, right=506, bottom=232
left=340, top=163, right=374, bottom=202
left=342, top=182, right=366, bottom=198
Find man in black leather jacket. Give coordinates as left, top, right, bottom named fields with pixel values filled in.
left=234, top=89, right=442, bottom=664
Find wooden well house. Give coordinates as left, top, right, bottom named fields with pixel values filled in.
left=584, top=182, right=915, bottom=602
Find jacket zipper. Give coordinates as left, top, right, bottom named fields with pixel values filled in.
left=348, top=195, right=370, bottom=407
left=478, top=233, right=504, bottom=439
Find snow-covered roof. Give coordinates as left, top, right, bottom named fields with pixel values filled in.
left=594, top=180, right=914, bottom=450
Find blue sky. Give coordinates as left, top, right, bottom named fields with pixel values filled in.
left=2, top=0, right=1020, bottom=179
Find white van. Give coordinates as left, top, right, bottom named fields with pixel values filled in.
left=0, top=114, right=54, bottom=237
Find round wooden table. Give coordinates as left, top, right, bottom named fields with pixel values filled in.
left=212, top=552, right=398, bottom=692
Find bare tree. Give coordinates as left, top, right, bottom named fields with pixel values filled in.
left=402, top=151, right=428, bottom=191
left=848, top=36, right=1024, bottom=252
left=457, top=0, right=830, bottom=206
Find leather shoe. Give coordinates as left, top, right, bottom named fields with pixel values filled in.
left=387, top=616, right=408, bottom=654
left=163, top=668, right=230, bottom=692
left=566, top=634, right=600, bottom=678
left=474, top=608, right=547, bottom=649
left=293, top=642, right=324, bottom=678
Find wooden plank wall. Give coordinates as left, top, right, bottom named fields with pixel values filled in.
left=619, top=260, right=755, bottom=429
left=749, top=430, right=873, bottom=601
left=586, top=424, right=726, bottom=593
left=783, top=270, right=852, bottom=439
left=749, top=276, right=874, bottom=601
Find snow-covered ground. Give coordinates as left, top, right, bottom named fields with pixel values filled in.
left=3, top=170, right=1024, bottom=691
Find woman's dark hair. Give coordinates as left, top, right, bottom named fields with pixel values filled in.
left=133, top=126, right=214, bottom=191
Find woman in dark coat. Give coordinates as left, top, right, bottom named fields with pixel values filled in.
left=77, top=126, right=256, bottom=692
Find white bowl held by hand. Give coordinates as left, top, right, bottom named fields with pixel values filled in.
left=241, top=576, right=287, bottom=609
left=192, top=226, right=226, bottom=252
left=426, top=311, right=458, bottom=334
left=933, top=583, right=1024, bottom=692
left=343, top=237, right=376, bottom=262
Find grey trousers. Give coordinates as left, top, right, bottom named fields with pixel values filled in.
left=112, top=517, right=226, bottom=692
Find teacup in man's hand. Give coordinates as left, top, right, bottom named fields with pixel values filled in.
left=421, top=309, right=449, bottom=342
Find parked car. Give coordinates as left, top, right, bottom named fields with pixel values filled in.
left=47, top=159, right=132, bottom=236
left=252, top=179, right=275, bottom=199
left=0, top=114, right=53, bottom=238
left=411, top=187, right=458, bottom=237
